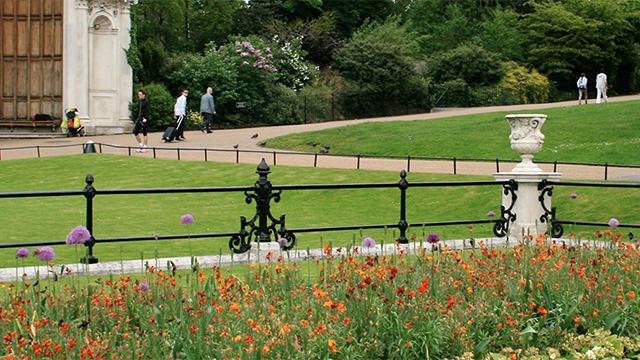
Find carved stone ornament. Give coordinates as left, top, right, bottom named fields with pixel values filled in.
left=506, top=114, right=547, bottom=172
left=77, top=0, right=136, bottom=10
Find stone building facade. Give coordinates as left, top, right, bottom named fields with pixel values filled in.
left=0, top=0, right=133, bottom=135
left=65, top=0, right=134, bottom=134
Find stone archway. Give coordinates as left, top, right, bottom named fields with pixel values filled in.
left=63, top=0, right=133, bottom=135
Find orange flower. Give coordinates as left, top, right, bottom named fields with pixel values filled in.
left=418, top=277, right=430, bottom=294
left=629, top=291, right=636, bottom=300
left=536, top=306, right=548, bottom=317
left=327, top=339, right=338, bottom=353
left=592, top=308, right=600, bottom=317
left=573, top=315, right=581, bottom=327
left=229, top=302, right=240, bottom=312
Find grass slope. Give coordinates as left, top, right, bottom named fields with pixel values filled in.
left=263, top=100, right=640, bottom=164
left=0, top=155, right=637, bottom=267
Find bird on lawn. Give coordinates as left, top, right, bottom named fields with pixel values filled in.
left=251, top=133, right=259, bottom=139
left=233, top=144, right=239, bottom=149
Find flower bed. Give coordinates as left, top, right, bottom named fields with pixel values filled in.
left=1, top=237, right=640, bottom=359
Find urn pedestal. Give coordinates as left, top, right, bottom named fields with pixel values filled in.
left=495, top=114, right=561, bottom=241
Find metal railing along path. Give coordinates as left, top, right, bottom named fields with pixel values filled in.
left=1, top=142, right=638, bottom=181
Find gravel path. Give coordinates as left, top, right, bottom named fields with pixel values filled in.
left=1, top=95, right=639, bottom=181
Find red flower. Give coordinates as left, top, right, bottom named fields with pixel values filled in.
left=418, top=277, right=430, bottom=294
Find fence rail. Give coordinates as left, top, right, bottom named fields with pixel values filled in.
left=1, top=142, right=639, bottom=181
left=0, top=159, right=516, bottom=263
left=538, top=180, right=640, bottom=239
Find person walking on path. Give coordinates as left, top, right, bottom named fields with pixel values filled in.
left=596, top=70, right=608, bottom=104
left=577, top=73, right=588, bottom=104
left=174, top=89, right=188, bottom=141
left=133, top=89, right=150, bottom=152
left=199, top=86, right=216, bottom=133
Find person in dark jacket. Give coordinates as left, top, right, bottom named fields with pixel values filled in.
left=199, top=86, right=216, bottom=133
left=133, top=89, right=150, bottom=152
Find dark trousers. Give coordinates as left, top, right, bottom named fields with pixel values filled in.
left=175, top=115, right=186, bottom=138
left=202, top=112, right=214, bottom=131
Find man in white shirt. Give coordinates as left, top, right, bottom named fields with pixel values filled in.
left=595, top=70, right=608, bottom=104
left=173, top=89, right=188, bottom=140
left=576, top=73, right=588, bottom=105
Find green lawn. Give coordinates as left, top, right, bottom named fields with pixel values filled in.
left=0, top=155, right=637, bottom=267
left=262, top=100, right=640, bottom=164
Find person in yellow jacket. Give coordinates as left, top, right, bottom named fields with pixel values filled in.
left=62, top=107, right=82, bottom=136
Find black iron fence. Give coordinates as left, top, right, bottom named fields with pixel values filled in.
left=0, top=159, right=516, bottom=263
left=539, top=180, right=640, bottom=239
left=1, top=142, right=639, bottom=181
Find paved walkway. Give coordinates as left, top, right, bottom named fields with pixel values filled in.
left=1, top=95, right=639, bottom=181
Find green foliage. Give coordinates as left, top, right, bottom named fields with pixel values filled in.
left=321, top=0, right=394, bottom=38
left=495, top=62, right=550, bottom=104
left=406, top=2, right=475, bottom=54
left=137, top=39, right=168, bottom=85
left=334, top=18, right=429, bottom=117
left=126, top=4, right=143, bottom=84
left=189, top=0, right=242, bottom=49
left=429, top=44, right=505, bottom=86
left=522, top=0, right=639, bottom=90
left=474, top=8, right=524, bottom=62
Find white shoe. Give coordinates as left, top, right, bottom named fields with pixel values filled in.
left=136, top=148, right=142, bottom=153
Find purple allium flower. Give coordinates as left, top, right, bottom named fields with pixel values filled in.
left=570, top=192, right=578, bottom=199
left=139, top=282, right=149, bottom=292
left=34, top=247, right=55, bottom=262
left=487, top=211, right=496, bottom=218
left=16, top=248, right=29, bottom=258
left=277, top=237, right=289, bottom=247
left=608, top=218, right=620, bottom=227
left=66, top=225, right=91, bottom=245
left=361, top=237, right=376, bottom=248
left=426, top=233, right=440, bottom=244
left=180, top=214, right=194, bottom=225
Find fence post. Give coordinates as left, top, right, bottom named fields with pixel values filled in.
left=314, top=153, right=318, bottom=167
left=604, top=163, right=608, bottom=181
left=256, top=159, right=273, bottom=242
left=407, top=156, right=411, bottom=173
left=398, top=170, right=408, bottom=244
left=273, top=151, right=277, bottom=166
left=0, top=149, right=2, bottom=160
left=98, top=143, right=103, bottom=154
left=177, top=148, right=181, bottom=161
left=453, top=157, right=457, bottom=175
left=357, top=154, right=361, bottom=169
left=128, top=147, right=131, bottom=156
left=36, top=146, right=41, bottom=158
left=495, top=158, right=500, bottom=173
left=152, top=147, right=156, bottom=159
left=236, top=149, right=240, bottom=164
left=553, top=161, right=557, bottom=172
left=82, top=174, right=98, bottom=264
left=204, top=149, right=208, bottom=162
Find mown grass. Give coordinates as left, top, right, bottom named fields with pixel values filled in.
left=0, top=155, right=637, bottom=267
left=263, top=100, right=640, bottom=164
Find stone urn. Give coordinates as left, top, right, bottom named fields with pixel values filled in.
left=506, top=114, right=547, bottom=172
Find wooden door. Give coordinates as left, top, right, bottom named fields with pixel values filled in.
left=1, top=0, right=63, bottom=121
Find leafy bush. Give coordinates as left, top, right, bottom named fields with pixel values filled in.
left=334, top=18, right=429, bottom=117
left=429, top=43, right=505, bottom=86
left=496, top=61, right=550, bottom=104
left=430, top=79, right=470, bottom=107
left=129, top=83, right=175, bottom=131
